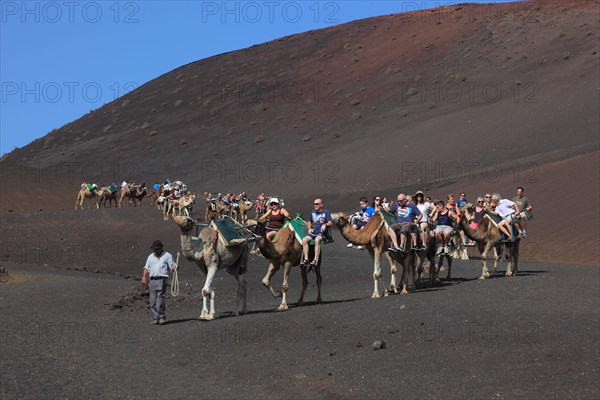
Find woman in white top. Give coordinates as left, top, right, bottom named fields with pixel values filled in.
left=413, top=191, right=430, bottom=250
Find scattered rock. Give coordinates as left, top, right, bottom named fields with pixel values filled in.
left=372, top=340, right=387, bottom=350
left=303, top=135, right=312, bottom=142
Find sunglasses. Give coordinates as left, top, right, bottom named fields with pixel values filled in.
left=485, top=196, right=491, bottom=198
left=313, top=203, right=322, bottom=206
left=477, top=201, right=483, bottom=203
left=375, top=198, right=381, bottom=201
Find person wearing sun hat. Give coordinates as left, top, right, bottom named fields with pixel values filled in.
left=141, top=240, right=177, bottom=325
left=258, top=197, right=290, bottom=240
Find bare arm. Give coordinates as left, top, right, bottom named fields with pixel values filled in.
left=259, top=209, right=272, bottom=221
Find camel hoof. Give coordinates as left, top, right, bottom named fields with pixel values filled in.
left=389, top=285, right=398, bottom=294
left=297, top=300, right=304, bottom=307
left=371, top=293, right=380, bottom=299
left=505, top=271, right=513, bottom=277
left=316, top=297, right=322, bottom=304
left=400, top=289, right=408, bottom=295
left=278, top=303, right=288, bottom=311
left=239, top=308, right=248, bottom=315
left=478, top=275, right=487, bottom=280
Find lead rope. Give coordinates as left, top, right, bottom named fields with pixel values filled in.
left=171, top=252, right=180, bottom=297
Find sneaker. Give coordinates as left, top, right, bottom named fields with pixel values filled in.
left=436, top=247, right=442, bottom=255
left=158, top=318, right=166, bottom=325
left=388, top=246, right=398, bottom=253
left=151, top=320, right=159, bottom=325
left=356, top=245, right=364, bottom=250
left=347, top=243, right=354, bottom=248
left=398, top=245, right=406, bottom=253
left=443, top=246, right=449, bottom=254
left=522, top=231, right=528, bottom=238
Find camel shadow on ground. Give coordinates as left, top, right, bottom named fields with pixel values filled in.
left=167, top=296, right=365, bottom=323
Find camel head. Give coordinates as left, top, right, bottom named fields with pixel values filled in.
left=174, top=215, right=195, bottom=232
left=336, top=212, right=349, bottom=228
left=253, top=220, right=266, bottom=236
left=462, top=203, right=475, bottom=219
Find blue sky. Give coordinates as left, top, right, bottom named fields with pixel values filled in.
left=0, top=0, right=513, bottom=155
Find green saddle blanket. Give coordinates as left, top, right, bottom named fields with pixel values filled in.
left=212, top=218, right=245, bottom=246
left=380, top=210, right=397, bottom=228
left=286, top=217, right=334, bottom=246
left=485, top=212, right=502, bottom=226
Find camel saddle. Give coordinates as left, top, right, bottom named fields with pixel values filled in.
left=211, top=219, right=246, bottom=247
left=286, top=216, right=334, bottom=246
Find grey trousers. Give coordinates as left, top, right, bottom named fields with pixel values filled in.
left=149, top=278, right=167, bottom=320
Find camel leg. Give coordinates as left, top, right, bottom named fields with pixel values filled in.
left=315, top=265, right=323, bottom=304
left=399, top=255, right=410, bottom=294
left=479, top=242, right=492, bottom=279
left=513, top=242, right=520, bottom=275
left=235, top=255, right=248, bottom=315
left=262, top=263, right=282, bottom=298
left=492, top=246, right=499, bottom=275
left=446, top=255, right=452, bottom=280
left=505, top=244, right=513, bottom=277
left=278, top=262, right=292, bottom=311
left=370, top=248, right=383, bottom=298
left=411, top=253, right=417, bottom=289
left=298, top=265, right=308, bottom=306
left=387, top=252, right=398, bottom=295
left=200, top=265, right=218, bottom=320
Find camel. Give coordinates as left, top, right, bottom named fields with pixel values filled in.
left=163, top=198, right=178, bottom=221
left=118, top=185, right=150, bottom=207
left=253, top=220, right=322, bottom=311
left=75, top=185, right=99, bottom=210
left=97, top=186, right=119, bottom=208
left=457, top=207, right=520, bottom=279
left=174, top=215, right=248, bottom=320
left=151, top=184, right=164, bottom=209
left=237, top=201, right=254, bottom=223
left=163, top=194, right=196, bottom=220
left=205, top=200, right=227, bottom=221
left=336, top=211, right=415, bottom=297
left=177, top=194, right=196, bottom=218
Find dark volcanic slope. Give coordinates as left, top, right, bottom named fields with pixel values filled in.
left=2, top=1, right=598, bottom=197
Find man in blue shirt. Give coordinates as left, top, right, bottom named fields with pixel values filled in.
left=384, top=193, right=421, bottom=253
left=301, top=198, right=333, bottom=267
left=141, top=240, right=177, bottom=325
left=456, top=192, right=469, bottom=211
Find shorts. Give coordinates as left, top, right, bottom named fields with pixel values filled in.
left=502, top=214, right=515, bottom=222
left=390, top=222, right=410, bottom=234
left=307, top=232, right=323, bottom=239
left=435, top=225, right=453, bottom=235
left=355, top=220, right=367, bottom=229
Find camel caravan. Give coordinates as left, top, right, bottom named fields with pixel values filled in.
left=162, top=187, right=533, bottom=321
left=75, top=178, right=533, bottom=321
